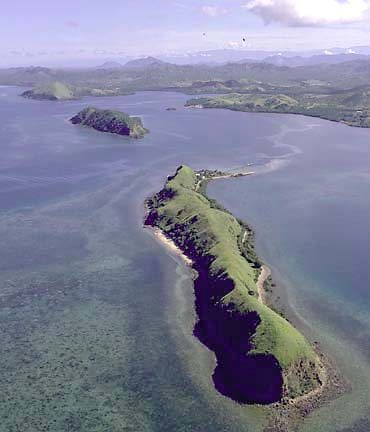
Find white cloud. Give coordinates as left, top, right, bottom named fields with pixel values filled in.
left=243, top=0, right=370, bottom=26
left=201, top=5, right=228, bottom=17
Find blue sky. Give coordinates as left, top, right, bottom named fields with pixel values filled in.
left=2, top=0, right=370, bottom=66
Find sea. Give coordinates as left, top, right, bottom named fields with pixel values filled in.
left=0, top=86, right=369, bottom=431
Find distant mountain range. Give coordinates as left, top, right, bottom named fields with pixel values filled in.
left=96, top=56, right=166, bottom=70
left=4, top=51, right=370, bottom=95
left=97, top=61, right=125, bottom=69
left=123, top=56, right=165, bottom=69
left=158, top=46, right=370, bottom=65
left=261, top=53, right=369, bottom=67
left=92, top=47, right=370, bottom=71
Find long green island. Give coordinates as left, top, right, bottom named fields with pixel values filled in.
left=145, top=165, right=323, bottom=405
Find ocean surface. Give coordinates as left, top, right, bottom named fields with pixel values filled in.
left=0, top=86, right=369, bottom=431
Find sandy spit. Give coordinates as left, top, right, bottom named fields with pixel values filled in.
left=148, top=226, right=193, bottom=266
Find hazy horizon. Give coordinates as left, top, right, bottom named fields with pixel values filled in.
left=2, top=0, right=370, bottom=67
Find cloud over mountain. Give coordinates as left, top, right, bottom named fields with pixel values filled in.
left=243, top=0, right=370, bottom=26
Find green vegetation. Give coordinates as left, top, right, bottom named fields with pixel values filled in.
left=9, top=60, right=370, bottom=126
left=70, top=107, right=148, bottom=138
left=146, top=165, right=322, bottom=401
left=6, top=60, right=370, bottom=92
left=21, top=81, right=75, bottom=100
left=186, top=91, right=370, bottom=128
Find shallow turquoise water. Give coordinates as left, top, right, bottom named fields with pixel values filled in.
left=0, top=87, right=369, bottom=431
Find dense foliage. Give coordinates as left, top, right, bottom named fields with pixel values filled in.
left=70, top=107, right=148, bottom=138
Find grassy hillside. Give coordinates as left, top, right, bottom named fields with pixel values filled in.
left=21, top=81, right=75, bottom=100
left=70, top=107, right=148, bottom=138
left=146, top=166, right=322, bottom=403
left=186, top=92, right=370, bottom=127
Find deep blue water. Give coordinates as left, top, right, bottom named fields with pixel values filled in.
left=0, top=86, right=369, bottom=431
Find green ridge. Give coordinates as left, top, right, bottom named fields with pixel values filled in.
left=147, top=165, right=322, bottom=399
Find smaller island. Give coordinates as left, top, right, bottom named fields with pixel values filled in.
left=21, top=81, right=75, bottom=101
left=166, top=107, right=177, bottom=111
left=70, top=107, right=148, bottom=139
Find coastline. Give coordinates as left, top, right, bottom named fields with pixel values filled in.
left=206, top=171, right=346, bottom=414
left=256, top=265, right=271, bottom=306
left=144, top=166, right=348, bottom=430
left=186, top=103, right=368, bottom=129
left=244, top=234, right=348, bottom=429
left=147, top=226, right=194, bottom=267
left=210, top=172, right=255, bottom=180
left=13, top=79, right=370, bottom=129
left=255, top=263, right=349, bottom=431
left=254, top=264, right=334, bottom=408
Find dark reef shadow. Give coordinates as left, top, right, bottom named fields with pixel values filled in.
left=191, top=256, right=284, bottom=405
left=145, top=212, right=284, bottom=405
